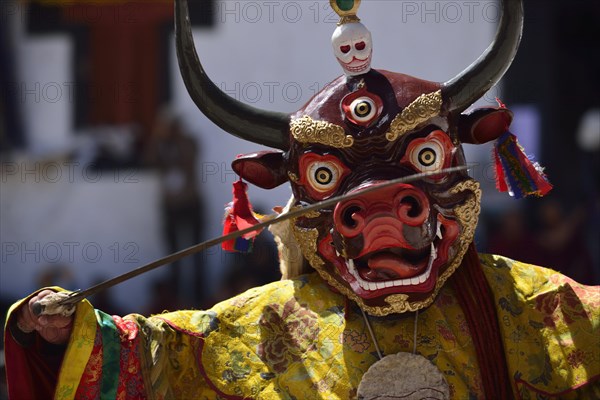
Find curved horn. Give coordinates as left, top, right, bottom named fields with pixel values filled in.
left=442, top=0, right=523, bottom=112
left=175, top=0, right=290, bottom=150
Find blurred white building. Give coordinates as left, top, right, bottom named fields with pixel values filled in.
left=1, top=0, right=501, bottom=310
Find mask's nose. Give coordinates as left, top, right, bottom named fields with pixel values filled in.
left=333, top=183, right=429, bottom=239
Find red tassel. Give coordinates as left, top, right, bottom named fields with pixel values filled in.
left=222, top=179, right=263, bottom=252
left=493, top=148, right=509, bottom=193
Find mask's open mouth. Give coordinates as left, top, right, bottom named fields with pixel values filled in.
left=346, top=241, right=437, bottom=291
left=321, top=218, right=457, bottom=298
left=351, top=242, right=434, bottom=282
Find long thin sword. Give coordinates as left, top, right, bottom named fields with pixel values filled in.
left=35, top=166, right=468, bottom=313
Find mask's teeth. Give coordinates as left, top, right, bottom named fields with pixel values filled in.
left=436, top=222, right=443, bottom=240
left=430, top=242, right=437, bottom=263
left=335, top=249, right=341, bottom=258
left=347, top=258, right=356, bottom=272
left=345, top=244, right=437, bottom=290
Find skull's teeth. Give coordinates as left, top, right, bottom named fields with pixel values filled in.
left=436, top=222, right=443, bottom=240
left=346, top=242, right=437, bottom=291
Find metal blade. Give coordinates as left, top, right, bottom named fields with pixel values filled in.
left=57, top=166, right=468, bottom=307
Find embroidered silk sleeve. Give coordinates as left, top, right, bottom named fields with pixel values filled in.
left=4, top=262, right=599, bottom=399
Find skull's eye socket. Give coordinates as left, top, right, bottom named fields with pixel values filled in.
left=409, top=141, right=444, bottom=172
left=340, top=45, right=351, bottom=54
left=349, top=97, right=376, bottom=123
left=355, top=41, right=366, bottom=51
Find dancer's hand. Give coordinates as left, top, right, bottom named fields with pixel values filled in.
left=15, top=290, right=74, bottom=345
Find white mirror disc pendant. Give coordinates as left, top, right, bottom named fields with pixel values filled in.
left=357, top=352, right=450, bottom=400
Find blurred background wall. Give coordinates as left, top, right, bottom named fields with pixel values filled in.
left=0, top=0, right=598, bottom=323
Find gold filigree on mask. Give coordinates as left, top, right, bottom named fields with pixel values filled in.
left=384, top=294, right=408, bottom=305
left=290, top=205, right=321, bottom=219
left=288, top=172, right=299, bottom=183
left=450, top=180, right=482, bottom=245
left=291, top=223, right=325, bottom=269
left=304, top=210, right=322, bottom=219
left=291, top=116, right=354, bottom=148
left=386, top=90, right=443, bottom=142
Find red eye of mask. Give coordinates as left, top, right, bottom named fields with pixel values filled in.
left=401, top=130, right=456, bottom=180
left=298, top=153, right=350, bottom=200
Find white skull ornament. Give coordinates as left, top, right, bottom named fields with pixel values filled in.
left=331, top=22, right=373, bottom=76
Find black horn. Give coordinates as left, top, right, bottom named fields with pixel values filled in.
left=175, top=0, right=290, bottom=150
left=442, top=0, right=523, bottom=113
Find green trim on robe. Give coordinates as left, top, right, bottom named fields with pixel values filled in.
left=95, top=310, right=121, bottom=399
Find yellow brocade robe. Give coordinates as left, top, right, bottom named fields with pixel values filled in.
left=5, top=254, right=600, bottom=399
